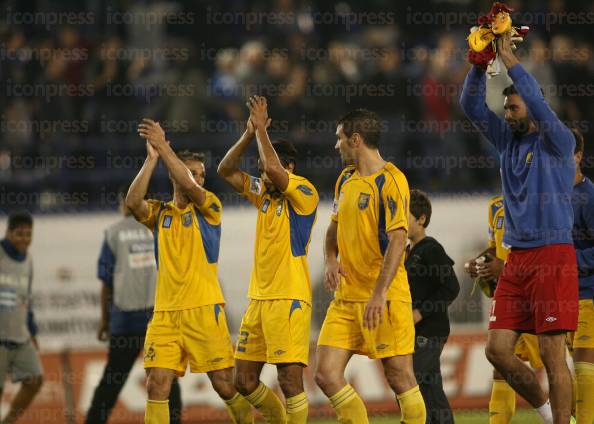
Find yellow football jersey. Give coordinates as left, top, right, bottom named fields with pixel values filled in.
left=241, top=172, right=318, bottom=303
left=487, top=195, right=509, bottom=261
left=139, top=192, right=225, bottom=311
left=332, top=163, right=411, bottom=302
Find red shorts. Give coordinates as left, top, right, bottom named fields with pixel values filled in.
left=489, top=244, right=579, bottom=334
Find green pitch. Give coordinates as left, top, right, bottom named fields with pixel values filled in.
left=309, top=409, right=541, bottom=423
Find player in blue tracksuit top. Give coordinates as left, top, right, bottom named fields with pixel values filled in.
left=460, top=32, right=578, bottom=424
left=569, top=128, right=594, bottom=423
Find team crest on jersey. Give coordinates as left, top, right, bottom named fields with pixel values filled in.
left=358, top=193, right=370, bottom=210
left=262, top=199, right=270, bottom=212
left=182, top=211, right=193, bottom=227
left=162, top=215, right=172, bottom=228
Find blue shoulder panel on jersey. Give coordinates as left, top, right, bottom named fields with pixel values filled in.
left=375, top=174, right=388, bottom=255
left=153, top=203, right=166, bottom=269
left=194, top=206, right=221, bottom=264
left=288, top=203, right=316, bottom=257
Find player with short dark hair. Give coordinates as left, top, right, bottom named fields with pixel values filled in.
left=569, top=128, right=594, bottom=423
left=406, top=189, right=459, bottom=423
left=0, top=211, right=43, bottom=424
left=218, top=96, right=318, bottom=424
left=129, top=120, right=253, bottom=424
left=315, top=108, right=426, bottom=423
left=85, top=187, right=182, bottom=424
left=461, top=32, right=578, bottom=424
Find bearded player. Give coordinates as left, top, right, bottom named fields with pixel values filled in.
left=128, top=120, right=253, bottom=424
left=314, top=109, right=426, bottom=423
left=218, top=96, right=318, bottom=424
left=461, top=32, right=578, bottom=424
left=465, top=194, right=546, bottom=424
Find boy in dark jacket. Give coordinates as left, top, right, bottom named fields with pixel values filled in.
left=406, top=189, right=460, bottom=423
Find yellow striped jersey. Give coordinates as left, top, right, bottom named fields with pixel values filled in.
left=332, top=162, right=411, bottom=302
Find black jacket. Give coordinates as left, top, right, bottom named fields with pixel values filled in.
left=405, top=237, right=460, bottom=337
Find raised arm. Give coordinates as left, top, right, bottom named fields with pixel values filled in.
left=217, top=120, right=256, bottom=193
left=138, top=119, right=207, bottom=206
left=248, top=96, right=289, bottom=191
left=460, top=65, right=510, bottom=152
left=125, top=141, right=159, bottom=222
left=363, top=229, right=408, bottom=329
left=498, top=32, right=573, bottom=155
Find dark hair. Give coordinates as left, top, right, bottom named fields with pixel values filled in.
left=8, top=210, right=33, bottom=230
left=272, top=139, right=298, bottom=170
left=410, top=189, right=432, bottom=228
left=502, top=84, right=544, bottom=97
left=176, top=149, right=205, bottom=163
left=571, top=128, right=584, bottom=155
left=337, top=109, right=381, bottom=148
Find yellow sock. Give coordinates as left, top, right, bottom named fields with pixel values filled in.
left=224, top=392, right=254, bottom=424
left=145, top=399, right=169, bottom=424
left=245, top=382, right=287, bottom=424
left=286, top=392, right=308, bottom=424
left=489, top=379, right=516, bottom=424
left=329, top=384, right=369, bottom=424
left=396, top=385, right=426, bottom=424
left=575, top=362, right=594, bottom=424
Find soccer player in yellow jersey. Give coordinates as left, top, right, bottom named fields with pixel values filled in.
left=314, top=109, right=426, bottom=424
left=218, top=96, right=318, bottom=424
left=465, top=195, right=546, bottom=424
left=127, top=119, right=253, bottom=424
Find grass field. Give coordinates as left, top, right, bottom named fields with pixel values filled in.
left=307, top=409, right=541, bottom=423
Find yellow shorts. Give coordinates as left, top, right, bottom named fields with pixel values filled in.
left=144, top=305, right=234, bottom=376
left=234, top=299, right=311, bottom=366
left=317, top=299, right=415, bottom=359
left=571, top=299, right=594, bottom=349
left=514, top=333, right=543, bottom=369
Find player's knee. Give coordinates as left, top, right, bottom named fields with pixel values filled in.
left=384, top=366, right=416, bottom=392
left=277, top=370, right=303, bottom=397
left=211, top=373, right=237, bottom=399
left=485, top=343, right=507, bottom=367
left=146, top=372, right=172, bottom=400
left=314, top=365, right=337, bottom=393
left=234, top=371, right=259, bottom=396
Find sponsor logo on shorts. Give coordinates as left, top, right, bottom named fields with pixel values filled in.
left=545, top=316, right=558, bottom=323
left=376, top=343, right=389, bottom=350
left=144, top=343, right=156, bottom=361
left=209, top=357, right=224, bottom=364
left=274, top=349, right=286, bottom=356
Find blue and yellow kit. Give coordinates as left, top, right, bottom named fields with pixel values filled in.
left=139, top=192, right=234, bottom=375
left=318, top=162, right=415, bottom=359
left=235, top=172, right=318, bottom=365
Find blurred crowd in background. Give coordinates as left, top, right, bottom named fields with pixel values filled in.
left=1, top=0, right=594, bottom=211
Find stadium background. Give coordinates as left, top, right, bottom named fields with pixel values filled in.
left=1, top=0, right=593, bottom=422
